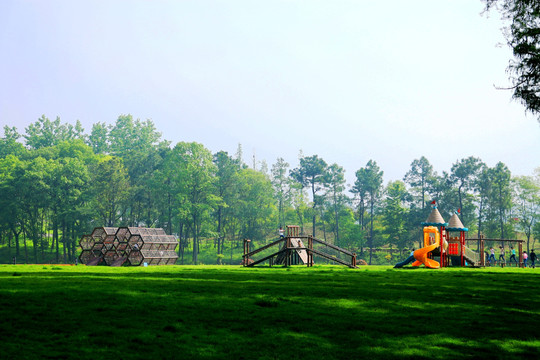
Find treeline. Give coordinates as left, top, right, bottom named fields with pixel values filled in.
left=0, top=115, right=538, bottom=264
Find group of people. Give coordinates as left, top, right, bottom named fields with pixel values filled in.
left=487, top=246, right=537, bottom=268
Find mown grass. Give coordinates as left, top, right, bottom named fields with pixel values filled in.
left=0, top=265, right=538, bottom=359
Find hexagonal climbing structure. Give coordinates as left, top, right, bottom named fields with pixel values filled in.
left=78, top=227, right=178, bottom=266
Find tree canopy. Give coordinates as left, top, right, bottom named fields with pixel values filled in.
left=484, top=0, right=540, bottom=122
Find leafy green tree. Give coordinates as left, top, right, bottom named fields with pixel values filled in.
left=18, top=156, right=53, bottom=263
left=334, top=207, right=362, bottom=251
left=108, top=115, right=168, bottom=227
left=271, top=157, right=291, bottom=227
left=156, top=147, right=192, bottom=261
left=235, top=168, right=276, bottom=242
left=88, top=122, right=110, bottom=154
left=1, top=126, right=25, bottom=157
left=109, top=115, right=163, bottom=163
left=89, top=157, right=131, bottom=227
left=485, top=162, right=513, bottom=239
left=24, top=115, right=85, bottom=149
left=475, top=164, right=492, bottom=238
left=290, top=155, right=328, bottom=237
left=533, top=221, right=540, bottom=250
left=289, top=181, right=309, bottom=234
left=50, top=156, right=91, bottom=262
left=147, top=148, right=174, bottom=232
left=404, top=156, right=434, bottom=213
left=324, top=163, right=347, bottom=246
left=513, top=174, right=539, bottom=251
left=483, top=0, right=540, bottom=122
left=171, top=142, right=218, bottom=264
left=0, top=155, right=25, bottom=258
left=381, top=181, right=410, bottom=250
left=351, top=167, right=370, bottom=254
left=450, top=157, right=483, bottom=223
left=426, top=171, right=453, bottom=213
left=213, top=151, right=241, bottom=262
left=355, top=160, right=383, bottom=264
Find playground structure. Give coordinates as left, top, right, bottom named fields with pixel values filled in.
left=412, top=207, right=484, bottom=268
left=412, top=226, right=442, bottom=268
left=395, top=205, right=526, bottom=268
left=243, top=225, right=358, bottom=268
left=79, top=227, right=178, bottom=266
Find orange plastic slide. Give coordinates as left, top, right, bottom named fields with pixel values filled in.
left=412, top=226, right=440, bottom=269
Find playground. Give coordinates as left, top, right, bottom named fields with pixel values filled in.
left=241, top=208, right=528, bottom=271
left=0, top=265, right=538, bottom=359
left=394, top=206, right=527, bottom=269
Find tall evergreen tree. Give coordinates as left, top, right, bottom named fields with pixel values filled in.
left=324, top=163, right=347, bottom=246
left=290, top=155, right=328, bottom=237
left=403, top=156, right=433, bottom=213
left=271, top=157, right=290, bottom=228
left=355, top=160, right=383, bottom=264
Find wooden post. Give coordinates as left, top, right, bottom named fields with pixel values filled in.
left=243, top=239, right=251, bottom=266
left=308, top=235, right=313, bottom=267
left=286, top=225, right=299, bottom=237
left=480, top=235, right=485, bottom=267
left=242, top=239, right=246, bottom=266
left=286, top=237, right=291, bottom=267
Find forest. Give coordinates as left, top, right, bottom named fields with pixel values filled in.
left=0, top=115, right=538, bottom=265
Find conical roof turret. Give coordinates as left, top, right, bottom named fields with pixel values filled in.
left=447, top=212, right=468, bottom=231
left=421, top=207, right=448, bottom=226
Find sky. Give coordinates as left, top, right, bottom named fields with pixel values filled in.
left=0, top=0, right=539, bottom=187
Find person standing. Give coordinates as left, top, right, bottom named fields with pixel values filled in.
left=498, top=246, right=506, bottom=266
left=278, top=226, right=285, bottom=239
left=509, top=247, right=518, bottom=265
left=488, top=247, right=496, bottom=265
left=523, top=251, right=528, bottom=267
left=530, top=249, right=537, bottom=269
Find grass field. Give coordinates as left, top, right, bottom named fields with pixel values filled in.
left=0, top=265, right=539, bottom=359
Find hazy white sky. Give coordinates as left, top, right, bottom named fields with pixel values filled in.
left=1, top=0, right=538, bottom=186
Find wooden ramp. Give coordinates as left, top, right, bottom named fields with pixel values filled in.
left=110, top=257, right=127, bottom=267
left=86, top=256, right=103, bottom=266
left=275, top=238, right=308, bottom=265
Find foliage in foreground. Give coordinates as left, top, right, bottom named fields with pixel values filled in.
left=0, top=265, right=538, bottom=359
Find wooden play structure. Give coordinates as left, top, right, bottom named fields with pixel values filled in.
left=79, top=227, right=178, bottom=266
left=242, top=225, right=358, bottom=268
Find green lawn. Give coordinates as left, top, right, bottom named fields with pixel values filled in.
left=0, top=265, right=538, bottom=359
